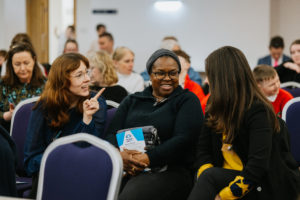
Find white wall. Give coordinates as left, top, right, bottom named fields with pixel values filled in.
left=271, top=0, right=300, bottom=56
left=0, top=0, right=26, bottom=50
left=77, top=0, right=270, bottom=72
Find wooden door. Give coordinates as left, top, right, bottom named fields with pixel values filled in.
left=26, top=0, right=49, bottom=63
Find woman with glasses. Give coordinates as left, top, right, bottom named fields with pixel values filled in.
left=106, top=49, right=204, bottom=200
left=24, top=53, right=107, bottom=198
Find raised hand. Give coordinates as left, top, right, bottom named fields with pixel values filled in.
left=82, top=88, right=105, bottom=124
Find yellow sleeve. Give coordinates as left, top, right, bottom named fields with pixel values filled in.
left=197, top=163, right=213, bottom=178
left=219, top=176, right=252, bottom=200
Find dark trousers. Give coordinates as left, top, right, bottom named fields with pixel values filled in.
left=188, top=167, right=257, bottom=200
left=119, top=166, right=193, bottom=200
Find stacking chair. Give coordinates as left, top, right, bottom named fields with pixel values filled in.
left=281, top=81, right=300, bottom=97
left=282, top=97, right=300, bottom=165
left=104, top=108, right=118, bottom=135
left=10, top=96, right=40, bottom=196
left=37, top=133, right=123, bottom=200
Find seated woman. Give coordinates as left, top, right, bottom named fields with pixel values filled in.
left=24, top=53, right=107, bottom=197
left=112, top=47, right=144, bottom=94
left=276, top=39, right=300, bottom=83
left=106, top=49, right=204, bottom=200
left=0, top=42, right=45, bottom=131
left=88, top=50, right=128, bottom=107
left=188, top=46, right=300, bottom=200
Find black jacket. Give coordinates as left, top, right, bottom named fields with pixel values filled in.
left=106, top=86, right=204, bottom=169
left=0, top=125, right=17, bottom=197
left=195, top=103, right=300, bottom=199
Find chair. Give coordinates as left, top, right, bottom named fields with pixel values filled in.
left=282, top=97, right=300, bottom=165
left=37, top=133, right=123, bottom=200
left=106, top=100, right=120, bottom=108
left=104, top=108, right=118, bottom=135
left=10, top=96, right=40, bottom=195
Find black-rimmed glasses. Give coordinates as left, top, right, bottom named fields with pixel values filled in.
left=152, top=70, right=179, bottom=80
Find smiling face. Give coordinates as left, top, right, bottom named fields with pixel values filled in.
left=290, top=44, right=300, bottom=65
left=115, top=51, right=134, bottom=75
left=150, top=56, right=179, bottom=99
left=258, top=74, right=280, bottom=97
left=69, top=61, right=90, bottom=97
left=12, top=51, right=35, bottom=83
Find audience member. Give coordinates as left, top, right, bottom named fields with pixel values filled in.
left=276, top=39, right=300, bottom=83
left=1, top=33, right=46, bottom=77
left=98, top=32, right=114, bottom=56
left=174, top=49, right=205, bottom=102
left=63, top=39, right=79, bottom=54
left=0, top=125, right=17, bottom=197
left=106, top=49, right=204, bottom=200
left=253, top=64, right=293, bottom=117
left=56, top=25, right=76, bottom=55
left=112, top=47, right=144, bottom=93
left=24, top=53, right=107, bottom=198
left=257, top=36, right=291, bottom=67
left=188, top=46, right=300, bottom=200
left=89, top=23, right=106, bottom=52
left=140, top=36, right=202, bottom=86
left=87, top=50, right=128, bottom=107
left=0, top=43, right=45, bottom=131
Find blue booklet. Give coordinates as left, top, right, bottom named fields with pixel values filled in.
left=116, top=128, right=146, bottom=153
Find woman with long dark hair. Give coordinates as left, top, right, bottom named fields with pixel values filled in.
left=188, top=46, right=300, bottom=200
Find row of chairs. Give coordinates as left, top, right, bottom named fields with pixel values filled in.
left=10, top=97, right=121, bottom=199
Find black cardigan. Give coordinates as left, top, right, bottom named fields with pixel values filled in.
left=195, top=103, right=300, bottom=199
left=106, top=86, right=204, bottom=169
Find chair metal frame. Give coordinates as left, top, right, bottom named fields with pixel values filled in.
left=282, top=97, right=300, bottom=121
left=10, top=96, right=40, bottom=136
left=37, top=133, right=123, bottom=200
left=106, top=100, right=120, bottom=108
left=280, top=81, right=300, bottom=89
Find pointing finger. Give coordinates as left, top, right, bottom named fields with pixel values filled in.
left=93, top=88, right=105, bottom=100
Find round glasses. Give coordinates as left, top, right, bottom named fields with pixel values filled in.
left=152, top=70, right=179, bottom=80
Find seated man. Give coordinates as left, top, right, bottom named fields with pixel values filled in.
left=253, top=64, right=293, bottom=117
left=257, top=36, right=290, bottom=67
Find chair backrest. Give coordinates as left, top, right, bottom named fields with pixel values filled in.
left=104, top=108, right=117, bottom=135
left=281, top=87, right=300, bottom=97
left=37, top=133, right=123, bottom=200
left=106, top=100, right=120, bottom=108
left=280, top=81, right=300, bottom=88
left=282, top=97, right=300, bottom=165
left=10, top=96, right=40, bottom=176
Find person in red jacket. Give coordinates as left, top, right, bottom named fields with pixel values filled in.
left=174, top=50, right=205, bottom=102
left=253, top=64, right=293, bottom=117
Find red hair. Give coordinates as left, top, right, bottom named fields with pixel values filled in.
left=36, top=53, right=90, bottom=128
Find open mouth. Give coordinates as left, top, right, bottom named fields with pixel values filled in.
left=160, top=84, right=173, bottom=90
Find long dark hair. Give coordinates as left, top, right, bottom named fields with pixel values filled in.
left=36, top=53, right=90, bottom=128
left=205, top=46, right=279, bottom=143
left=3, top=42, right=44, bottom=87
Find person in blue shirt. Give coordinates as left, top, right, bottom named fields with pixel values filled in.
left=24, top=53, right=107, bottom=198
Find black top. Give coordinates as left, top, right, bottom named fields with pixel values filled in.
left=0, top=125, right=17, bottom=196
left=90, top=85, right=128, bottom=108
left=275, top=60, right=300, bottom=83
left=106, top=86, right=204, bottom=169
left=196, top=102, right=300, bottom=199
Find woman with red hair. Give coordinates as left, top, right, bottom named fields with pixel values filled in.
left=24, top=53, right=107, bottom=197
